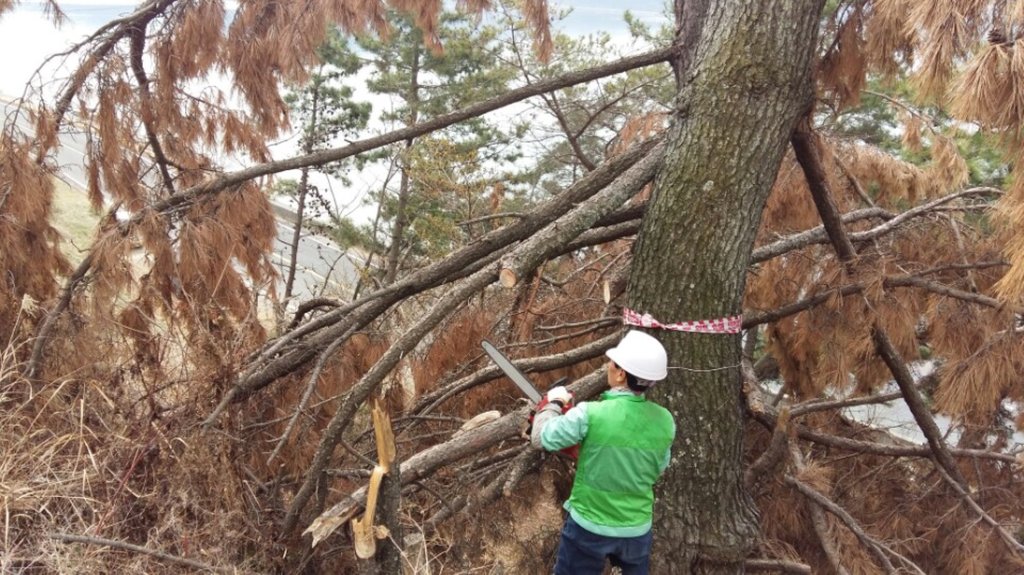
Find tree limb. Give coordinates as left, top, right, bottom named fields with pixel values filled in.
left=747, top=394, right=1021, bottom=465
left=931, top=454, right=1024, bottom=557
left=785, top=474, right=912, bottom=574
left=792, top=119, right=969, bottom=489
left=750, top=187, right=998, bottom=265
left=48, top=533, right=231, bottom=574
left=743, top=269, right=1014, bottom=329
left=282, top=141, right=664, bottom=533
left=743, top=558, right=811, bottom=574
left=744, top=406, right=792, bottom=490
left=789, top=445, right=854, bottom=575
left=301, top=369, right=607, bottom=544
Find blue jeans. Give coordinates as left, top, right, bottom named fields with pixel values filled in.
left=554, top=515, right=653, bottom=575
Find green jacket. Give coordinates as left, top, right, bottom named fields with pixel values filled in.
left=533, top=390, right=675, bottom=537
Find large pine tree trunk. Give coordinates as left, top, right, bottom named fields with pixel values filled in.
left=630, top=2, right=824, bottom=572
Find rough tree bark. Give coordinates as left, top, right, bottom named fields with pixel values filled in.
left=628, top=1, right=825, bottom=572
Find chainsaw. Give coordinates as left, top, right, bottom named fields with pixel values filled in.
left=481, top=340, right=579, bottom=459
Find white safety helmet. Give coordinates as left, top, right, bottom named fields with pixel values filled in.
left=605, top=330, right=668, bottom=382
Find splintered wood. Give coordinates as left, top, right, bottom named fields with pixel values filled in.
left=351, top=399, right=396, bottom=558
left=303, top=399, right=395, bottom=553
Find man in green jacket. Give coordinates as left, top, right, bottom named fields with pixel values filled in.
left=531, top=330, right=675, bottom=575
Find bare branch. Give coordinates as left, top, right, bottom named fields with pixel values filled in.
left=748, top=399, right=1021, bottom=465
left=49, top=533, right=231, bottom=574
left=785, top=474, right=910, bottom=574
left=789, top=445, right=854, bottom=575
left=457, top=212, right=525, bottom=227
left=267, top=333, right=352, bottom=465
left=743, top=268, right=1014, bottom=329
left=743, top=558, right=811, bottom=573
left=47, top=0, right=180, bottom=136
left=744, top=407, right=792, bottom=490
left=932, top=458, right=1024, bottom=558
left=750, top=187, right=999, bottom=265
left=128, top=20, right=176, bottom=196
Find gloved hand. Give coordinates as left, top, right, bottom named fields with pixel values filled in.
left=545, top=385, right=573, bottom=408
left=527, top=377, right=571, bottom=430
left=527, top=379, right=579, bottom=460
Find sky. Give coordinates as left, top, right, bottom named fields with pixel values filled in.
left=0, top=1, right=671, bottom=220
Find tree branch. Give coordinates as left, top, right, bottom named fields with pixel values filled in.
left=29, top=50, right=674, bottom=381
left=931, top=460, right=1024, bottom=557
left=743, top=558, right=811, bottom=573
left=302, top=369, right=607, bottom=544
left=786, top=474, right=913, bottom=574
left=791, top=119, right=968, bottom=488
left=747, top=394, right=1021, bottom=465
left=282, top=141, right=663, bottom=533
left=743, top=269, right=1014, bottom=329
left=750, top=187, right=998, bottom=265
left=145, top=47, right=678, bottom=218
left=789, top=445, right=854, bottom=575
left=49, top=533, right=231, bottom=574
left=128, top=21, right=176, bottom=196
left=230, top=137, right=661, bottom=400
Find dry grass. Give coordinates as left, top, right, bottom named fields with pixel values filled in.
left=0, top=300, right=280, bottom=574
left=0, top=307, right=105, bottom=573
left=49, top=177, right=101, bottom=265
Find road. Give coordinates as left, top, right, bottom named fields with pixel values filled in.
left=2, top=99, right=359, bottom=303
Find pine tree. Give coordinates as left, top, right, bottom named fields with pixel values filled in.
left=277, top=28, right=370, bottom=302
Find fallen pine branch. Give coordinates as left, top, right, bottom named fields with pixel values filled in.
left=302, top=370, right=606, bottom=545
left=743, top=558, right=812, bottom=573
left=48, top=533, right=232, bottom=574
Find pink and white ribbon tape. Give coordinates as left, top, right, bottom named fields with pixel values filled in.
left=623, top=307, right=743, bottom=334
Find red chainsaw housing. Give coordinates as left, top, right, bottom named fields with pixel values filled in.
left=530, top=395, right=579, bottom=460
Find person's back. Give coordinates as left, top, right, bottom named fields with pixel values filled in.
left=532, top=330, right=675, bottom=575
left=568, top=393, right=674, bottom=536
